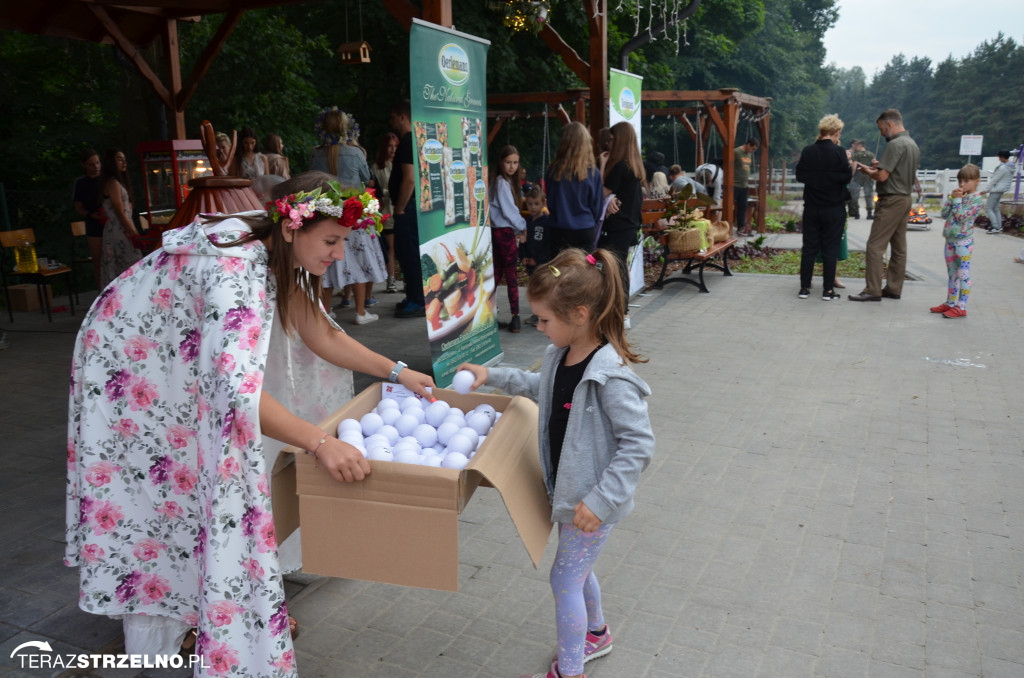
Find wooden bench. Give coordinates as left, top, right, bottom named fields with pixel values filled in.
left=640, top=198, right=737, bottom=293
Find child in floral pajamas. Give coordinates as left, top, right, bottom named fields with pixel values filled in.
left=931, top=164, right=983, bottom=319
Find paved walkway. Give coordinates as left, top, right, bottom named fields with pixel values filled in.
left=2, top=213, right=1024, bottom=677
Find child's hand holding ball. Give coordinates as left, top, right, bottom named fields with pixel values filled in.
left=453, top=364, right=487, bottom=394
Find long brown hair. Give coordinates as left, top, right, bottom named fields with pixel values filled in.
left=604, top=122, right=646, bottom=189
left=527, top=247, right=646, bottom=364
left=490, top=145, right=522, bottom=210
left=548, top=122, right=596, bottom=182
left=209, top=171, right=339, bottom=333
left=374, top=132, right=399, bottom=169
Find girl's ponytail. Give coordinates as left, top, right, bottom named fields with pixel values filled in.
left=591, top=249, right=646, bottom=364
left=527, top=248, right=646, bottom=365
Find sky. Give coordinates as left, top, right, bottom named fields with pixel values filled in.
left=823, top=1, right=1024, bottom=79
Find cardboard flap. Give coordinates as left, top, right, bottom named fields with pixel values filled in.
left=296, top=453, right=462, bottom=510
left=467, top=395, right=553, bottom=566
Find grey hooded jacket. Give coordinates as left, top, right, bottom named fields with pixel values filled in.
left=487, top=343, right=654, bottom=525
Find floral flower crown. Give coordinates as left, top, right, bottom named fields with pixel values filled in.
left=265, top=181, right=388, bottom=234
left=314, top=106, right=360, bottom=146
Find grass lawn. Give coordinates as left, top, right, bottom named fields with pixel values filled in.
left=731, top=249, right=866, bottom=279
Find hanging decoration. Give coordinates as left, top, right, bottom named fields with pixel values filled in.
left=502, top=0, right=551, bottom=33
left=613, top=0, right=689, bottom=53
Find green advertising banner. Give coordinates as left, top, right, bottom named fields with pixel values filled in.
left=410, top=19, right=502, bottom=387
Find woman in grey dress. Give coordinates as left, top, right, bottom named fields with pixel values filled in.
left=99, top=149, right=141, bottom=288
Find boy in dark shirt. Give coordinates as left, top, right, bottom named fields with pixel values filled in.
left=522, top=187, right=551, bottom=326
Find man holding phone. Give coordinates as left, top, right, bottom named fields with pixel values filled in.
left=848, top=109, right=920, bottom=302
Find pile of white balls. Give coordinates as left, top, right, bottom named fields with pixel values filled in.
left=336, top=395, right=501, bottom=470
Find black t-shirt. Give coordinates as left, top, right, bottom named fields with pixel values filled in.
left=548, top=344, right=602, bottom=484
left=388, top=131, right=414, bottom=211
left=602, top=161, right=642, bottom=232
left=73, top=175, right=103, bottom=229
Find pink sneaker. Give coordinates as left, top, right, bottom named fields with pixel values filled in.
left=549, top=626, right=613, bottom=669
left=520, top=661, right=584, bottom=678
left=583, top=626, right=613, bottom=662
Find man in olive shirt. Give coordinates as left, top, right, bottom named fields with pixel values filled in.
left=733, top=138, right=759, bottom=234
left=848, top=109, right=920, bottom=302
left=848, top=139, right=875, bottom=219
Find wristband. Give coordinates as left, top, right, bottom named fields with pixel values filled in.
left=389, top=360, right=407, bottom=383
left=307, top=436, right=328, bottom=456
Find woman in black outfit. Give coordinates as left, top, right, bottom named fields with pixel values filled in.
left=598, top=122, right=646, bottom=320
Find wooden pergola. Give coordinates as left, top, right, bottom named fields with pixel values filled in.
left=642, top=89, right=771, bottom=232
left=484, top=87, right=772, bottom=232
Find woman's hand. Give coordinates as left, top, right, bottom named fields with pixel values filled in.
left=573, top=501, right=602, bottom=533
left=456, top=362, right=488, bottom=390
left=397, top=367, right=436, bottom=400
left=313, top=437, right=372, bottom=482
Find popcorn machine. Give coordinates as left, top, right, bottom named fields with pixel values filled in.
left=135, top=140, right=213, bottom=229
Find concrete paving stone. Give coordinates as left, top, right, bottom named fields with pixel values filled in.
left=971, top=580, right=1024, bottom=616
left=871, top=634, right=926, bottom=671
left=926, top=512, right=969, bottom=538
left=976, top=625, right=1024, bottom=665
left=366, top=595, right=438, bottom=637
left=815, top=645, right=871, bottom=678
left=925, top=639, right=982, bottom=674
left=756, top=645, right=818, bottom=678
left=768, top=616, right=824, bottom=656
left=614, top=610, right=673, bottom=656
left=27, top=604, right=122, bottom=652
left=823, top=611, right=874, bottom=654
left=830, top=582, right=881, bottom=620
left=980, top=656, right=1024, bottom=678
left=586, top=646, right=654, bottom=677
left=701, top=641, right=765, bottom=678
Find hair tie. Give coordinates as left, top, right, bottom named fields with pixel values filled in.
left=586, top=253, right=603, bottom=272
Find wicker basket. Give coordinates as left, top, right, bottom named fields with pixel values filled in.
left=711, top=220, right=731, bottom=243
left=667, top=227, right=703, bottom=253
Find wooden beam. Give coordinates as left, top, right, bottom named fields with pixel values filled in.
left=487, top=117, right=505, bottom=145
left=756, top=113, right=770, bottom=232
left=721, top=97, right=739, bottom=227
left=539, top=25, right=589, bottom=84
left=676, top=113, right=696, bottom=140
left=86, top=4, right=173, bottom=110
left=421, top=0, right=452, bottom=28
left=380, top=0, right=416, bottom=31
left=587, top=0, right=607, bottom=137
left=176, top=9, right=242, bottom=112
left=161, top=19, right=184, bottom=139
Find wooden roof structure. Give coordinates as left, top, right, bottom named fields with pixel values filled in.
left=0, top=0, right=318, bottom=139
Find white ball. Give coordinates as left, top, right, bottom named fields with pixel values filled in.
left=466, top=412, right=492, bottom=436
left=393, top=447, right=422, bottom=465
left=360, top=412, right=383, bottom=437
left=408, top=407, right=426, bottom=424
left=494, top=412, right=502, bottom=422
left=366, top=446, right=393, bottom=462
left=376, top=397, right=400, bottom=412
left=399, top=435, right=421, bottom=448
left=378, top=424, right=400, bottom=446
left=441, top=451, right=470, bottom=469
left=422, top=454, right=444, bottom=467
left=379, top=407, right=402, bottom=427
left=456, top=427, right=480, bottom=451
left=413, top=423, right=438, bottom=449
left=443, top=413, right=466, bottom=429
left=451, top=370, right=475, bottom=395
left=446, top=433, right=474, bottom=457
left=340, top=432, right=365, bottom=447
left=363, top=433, right=388, bottom=449
left=424, top=400, right=451, bottom=427
left=473, top=404, right=497, bottom=425
left=338, top=418, right=363, bottom=435
left=394, top=413, right=420, bottom=437
left=449, top=407, right=465, bottom=418
left=401, top=396, right=425, bottom=412
left=421, top=447, right=438, bottom=457
left=436, top=421, right=460, bottom=446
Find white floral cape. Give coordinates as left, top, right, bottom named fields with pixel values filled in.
left=66, top=217, right=296, bottom=677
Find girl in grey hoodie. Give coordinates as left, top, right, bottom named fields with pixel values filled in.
left=460, top=247, right=655, bottom=678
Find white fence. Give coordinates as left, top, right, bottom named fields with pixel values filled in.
left=753, top=167, right=1020, bottom=200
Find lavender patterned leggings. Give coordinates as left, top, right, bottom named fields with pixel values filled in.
left=551, top=522, right=614, bottom=676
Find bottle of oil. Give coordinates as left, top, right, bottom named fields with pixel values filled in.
left=14, top=237, right=38, bottom=274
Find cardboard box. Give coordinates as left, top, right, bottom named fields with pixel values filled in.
left=7, top=283, right=52, bottom=312
left=278, top=383, right=553, bottom=591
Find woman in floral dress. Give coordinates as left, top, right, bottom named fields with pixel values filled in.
left=99, top=149, right=142, bottom=288
left=66, top=172, right=433, bottom=677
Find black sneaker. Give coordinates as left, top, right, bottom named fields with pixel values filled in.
left=525, top=314, right=539, bottom=326
left=508, top=314, right=521, bottom=333
left=395, top=302, right=425, bottom=318
left=822, top=290, right=841, bottom=301
left=798, top=288, right=810, bottom=299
